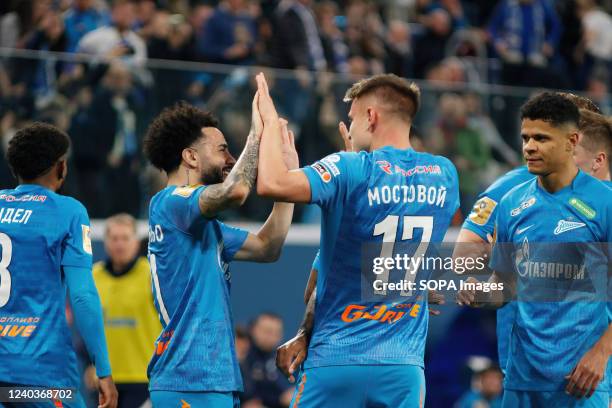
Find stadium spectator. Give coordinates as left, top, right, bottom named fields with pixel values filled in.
left=0, top=0, right=50, bottom=49
left=413, top=8, right=454, bottom=78
left=197, top=0, right=257, bottom=65
left=344, top=0, right=386, bottom=74
left=21, top=10, right=68, bottom=100
left=87, top=213, right=161, bottom=408
left=315, top=1, right=349, bottom=74
left=270, top=0, right=326, bottom=71
left=63, top=0, right=110, bottom=53
left=455, top=366, right=504, bottom=408
left=428, top=93, right=491, bottom=216
left=77, top=0, right=147, bottom=68
left=70, top=61, right=141, bottom=218
left=385, top=19, right=413, bottom=78
left=242, top=313, right=293, bottom=408
left=487, top=0, right=564, bottom=88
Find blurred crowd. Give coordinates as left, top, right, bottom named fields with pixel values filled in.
left=0, top=0, right=611, bottom=220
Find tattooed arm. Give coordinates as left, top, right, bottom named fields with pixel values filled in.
left=199, top=93, right=263, bottom=218
left=233, top=119, right=297, bottom=262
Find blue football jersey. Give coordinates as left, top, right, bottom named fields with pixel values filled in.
left=301, top=147, right=460, bottom=368
left=0, top=184, right=92, bottom=387
left=491, top=171, right=612, bottom=391
left=462, top=165, right=533, bottom=371
left=147, top=185, right=248, bottom=392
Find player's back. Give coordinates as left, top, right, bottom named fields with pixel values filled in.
left=0, top=184, right=91, bottom=387
left=304, top=147, right=459, bottom=368
left=146, top=185, right=247, bottom=393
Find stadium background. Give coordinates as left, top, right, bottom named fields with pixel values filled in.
left=0, top=0, right=610, bottom=406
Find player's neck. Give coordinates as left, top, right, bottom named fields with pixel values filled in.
left=20, top=177, right=58, bottom=192
left=370, top=125, right=412, bottom=151
left=594, top=165, right=611, bottom=182
left=167, top=166, right=201, bottom=187
left=538, top=164, right=579, bottom=193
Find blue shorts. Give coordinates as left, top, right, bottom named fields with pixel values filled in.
left=290, top=365, right=425, bottom=408
left=150, top=390, right=239, bottom=408
left=503, top=389, right=608, bottom=408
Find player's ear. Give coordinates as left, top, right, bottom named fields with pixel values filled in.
left=181, top=147, right=198, bottom=169
left=593, top=152, right=605, bottom=171
left=367, top=107, right=377, bottom=132
left=56, top=159, right=67, bottom=181
left=567, top=132, right=579, bottom=152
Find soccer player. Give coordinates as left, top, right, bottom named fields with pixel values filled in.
left=454, top=95, right=609, bottom=375
left=255, top=72, right=460, bottom=407
left=457, top=93, right=612, bottom=407
left=574, top=109, right=611, bottom=185
left=143, top=101, right=296, bottom=408
left=0, top=123, right=118, bottom=408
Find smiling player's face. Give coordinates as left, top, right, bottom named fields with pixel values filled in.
left=521, top=119, right=578, bottom=176
left=192, top=127, right=237, bottom=185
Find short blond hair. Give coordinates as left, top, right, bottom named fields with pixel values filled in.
left=105, top=213, right=137, bottom=236
left=579, top=109, right=612, bottom=157
left=344, top=74, right=421, bottom=122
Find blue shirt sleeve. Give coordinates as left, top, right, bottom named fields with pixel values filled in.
left=61, top=200, right=93, bottom=269
left=219, top=222, right=249, bottom=263
left=302, top=152, right=359, bottom=209
left=311, top=250, right=321, bottom=271
left=489, top=199, right=515, bottom=280
left=462, top=194, right=499, bottom=241
left=165, top=185, right=207, bottom=232
left=64, top=265, right=112, bottom=377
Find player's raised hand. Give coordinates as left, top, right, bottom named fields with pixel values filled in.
left=338, top=121, right=354, bottom=152
left=97, top=376, right=118, bottom=408
left=255, top=73, right=279, bottom=124
left=276, top=332, right=308, bottom=383
left=250, top=90, right=263, bottom=139
left=565, top=344, right=608, bottom=399
left=280, top=118, right=299, bottom=170
left=456, top=277, right=480, bottom=307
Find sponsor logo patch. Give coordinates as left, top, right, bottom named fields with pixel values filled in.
left=511, top=197, right=536, bottom=217
left=376, top=160, right=393, bottom=174
left=554, top=220, right=586, bottom=235
left=468, top=196, right=498, bottom=226
left=312, top=163, right=332, bottom=183
left=172, top=185, right=200, bottom=198
left=568, top=197, right=596, bottom=219
left=81, top=225, right=92, bottom=255
left=321, top=156, right=340, bottom=176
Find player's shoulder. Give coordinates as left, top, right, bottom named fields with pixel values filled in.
left=413, top=150, right=458, bottom=174
left=497, top=177, right=538, bottom=211
left=53, top=193, right=89, bottom=218
left=572, top=172, right=611, bottom=213
left=482, top=166, right=534, bottom=199
left=151, top=185, right=204, bottom=208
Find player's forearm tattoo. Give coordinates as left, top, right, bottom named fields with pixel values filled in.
left=199, top=133, right=260, bottom=215
left=229, top=133, right=260, bottom=191
left=298, top=289, right=316, bottom=341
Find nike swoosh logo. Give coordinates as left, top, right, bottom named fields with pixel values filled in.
left=516, top=225, right=533, bottom=235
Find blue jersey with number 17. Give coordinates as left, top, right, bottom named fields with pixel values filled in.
left=147, top=185, right=248, bottom=392
left=0, top=184, right=92, bottom=388
left=301, top=147, right=459, bottom=368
